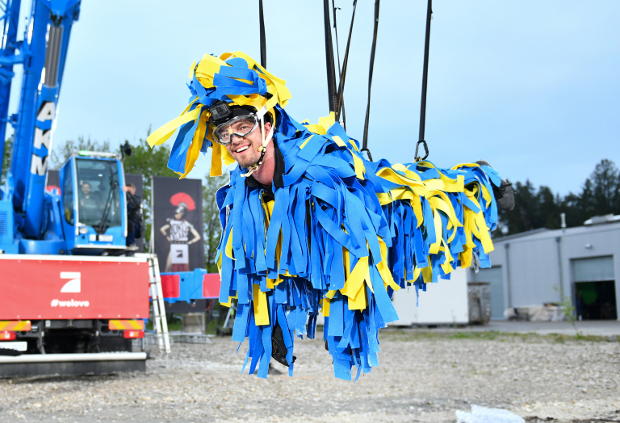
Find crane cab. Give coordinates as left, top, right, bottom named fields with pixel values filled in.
left=59, top=152, right=127, bottom=253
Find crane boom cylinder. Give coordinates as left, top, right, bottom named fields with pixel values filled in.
left=43, top=25, right=63, bottom=88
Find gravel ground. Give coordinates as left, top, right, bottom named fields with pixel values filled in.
left=1, top=331, right=619, bottom=423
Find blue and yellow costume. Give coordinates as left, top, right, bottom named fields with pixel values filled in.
left=148, top=52, right=501, bottom=380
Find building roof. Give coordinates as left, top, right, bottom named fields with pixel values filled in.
left=492, top=221, right=620, bottom=245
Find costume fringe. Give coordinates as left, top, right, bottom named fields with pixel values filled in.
left=150, top=52, right=501, bottom=380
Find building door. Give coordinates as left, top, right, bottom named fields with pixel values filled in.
left=471, top=266, right=504, bottom=320
left=571, top=256, right=617, bottom=320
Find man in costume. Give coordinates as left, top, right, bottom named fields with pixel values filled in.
left=148, top=52, right=510, bottom=380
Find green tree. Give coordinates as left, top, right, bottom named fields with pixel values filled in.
left=499, top=159, right=620, bottom=235
left=203, top=172, right=229, bottom=272
left=499, top=181, right=561, bottom=235
left=590, top=159, right=620, bottom=215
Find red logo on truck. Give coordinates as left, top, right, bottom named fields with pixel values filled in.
left=0, top=257, right=150, bottom=320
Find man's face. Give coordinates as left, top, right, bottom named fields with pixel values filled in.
left=224, top=120, right=272, bottom=169
left=81, top=183, right=91, bottom=196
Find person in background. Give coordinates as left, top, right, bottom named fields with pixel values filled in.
left=122, top=183, right=142, bottom=249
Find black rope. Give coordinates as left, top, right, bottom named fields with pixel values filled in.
left=332, top=2, right=345, bottom=127
left=259, top=0, right=267, bottom=68
left=323, top=0, right=338, bottom=113
left=416, top=0, right=432, bottom=162
left=335, top=0, right=358, bottom=129
left=362, top=0, right=380, bottom=158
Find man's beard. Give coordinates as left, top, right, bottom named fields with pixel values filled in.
left=237, top=150, right=260, bottom=169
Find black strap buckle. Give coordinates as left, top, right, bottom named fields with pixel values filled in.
left=414, top=140, right=429, bottom=162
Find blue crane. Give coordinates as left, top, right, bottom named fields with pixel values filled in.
left=0, top=1, right=155, bottom=375
left=0, top=0, right=129, bottom=254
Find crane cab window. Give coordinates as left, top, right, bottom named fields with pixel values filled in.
left=76, top=159, right=122, bottom=229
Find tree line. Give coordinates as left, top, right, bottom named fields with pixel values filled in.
left=499, top=159, right=620, bottom=235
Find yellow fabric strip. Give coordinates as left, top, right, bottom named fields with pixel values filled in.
left=341, top=256, right=368, bottom=299
left=182, top=109, right=208, bottom=177
left=376, top=239, right=400, bottom=292
left=318, top=113, right=335, bottom=133
left=253, top=284, right=270, bottom=326
left=474, top=211, right=495, bottom=254
left=147, top=106, right=201, bottom=148
left=352, top=152, right=366, bottom=180
left=460, top=248, right=472, bottom=269
left=422, top=266, right=433, bottom=283
left=348, top=286, right=368, bottom=310
left=322, top=298, right=331, bottom=317
left=210, top=143, right=223, bottom=177
left=429, top=211, right=443, bottom=255
left=303, top=123, right=327, bottom=135
left=299, top=135, right=314, bottom=150
left=225, top=228, right=234, bottom=260
left=331, top=135, right=347, bottom=148
left=325, top=290, right=338, bottom=299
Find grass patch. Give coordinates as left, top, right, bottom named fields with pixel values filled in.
left=375, top=329, right=613, bottom=343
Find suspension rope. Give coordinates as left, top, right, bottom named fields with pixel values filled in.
left=362, top=0, right=380, bottom=161
left=332, top=2, right=346, bottom=128
left=323, top=0, right=338, bottom=113
left=259, top=0, right=267, bottom=68
left=335, top=0, right=358, bottom=129
left=415, top=0, right=432, bottom=162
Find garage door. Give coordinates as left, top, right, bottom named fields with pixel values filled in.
left=572, top=256, right=614, bottom=282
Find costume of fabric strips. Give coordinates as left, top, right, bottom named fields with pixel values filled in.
left=148, top=52, right=503, bottom=381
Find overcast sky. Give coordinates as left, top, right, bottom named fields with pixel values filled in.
left=9, top=0, right=620, bottom=195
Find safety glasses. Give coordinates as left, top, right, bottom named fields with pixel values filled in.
left=212, top=114, right=259, bottom=145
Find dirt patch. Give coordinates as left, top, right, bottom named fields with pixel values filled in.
left=0, top=331, right=618, bottom=422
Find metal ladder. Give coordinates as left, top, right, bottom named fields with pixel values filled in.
left=145, top=254, right=171, bottom=354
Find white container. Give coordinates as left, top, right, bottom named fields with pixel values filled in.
left=389, top=267, right=469, bottom=326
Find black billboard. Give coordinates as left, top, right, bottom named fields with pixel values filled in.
left=152, top=176, right=204, bottom=273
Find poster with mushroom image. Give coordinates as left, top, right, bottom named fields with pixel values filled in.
left=152, top=176, right=204, bottom=273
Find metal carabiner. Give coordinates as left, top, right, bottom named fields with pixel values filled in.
left=414, top=140, right=429, bottom=162
left=361, top=147, right=373, bottom=162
